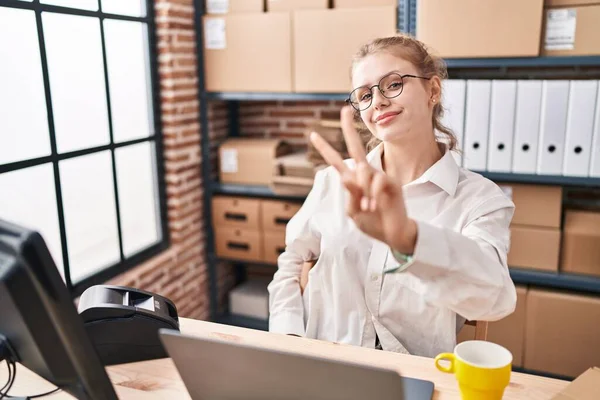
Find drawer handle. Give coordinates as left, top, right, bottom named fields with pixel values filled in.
left=276, top=246, right=286, bottom=254
left=227, top=241, right=249, bottom=251
left=225, top=212, right=247, bottom=222
left=274, top=217, right=291, bottom=225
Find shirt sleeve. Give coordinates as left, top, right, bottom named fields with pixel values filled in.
left=391, top=194, right=517, bottom=322
left=268, top=169, right=328, bottom=336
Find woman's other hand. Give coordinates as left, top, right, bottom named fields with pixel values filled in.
left=309, top=106, right=417, bottom=254
left=300, top=259, right=316, bottom=294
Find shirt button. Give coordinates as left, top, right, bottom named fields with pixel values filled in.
left=370, top=273, right=378, bottom=282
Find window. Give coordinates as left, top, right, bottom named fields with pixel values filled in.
left=0, top=0, right=167, bottom=296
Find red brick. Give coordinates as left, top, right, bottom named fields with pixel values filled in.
left=269, top=110, right=316, bottom=118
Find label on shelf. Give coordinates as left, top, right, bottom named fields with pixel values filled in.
left=544, top=9, right=577, bottom=51
left=207, top=0, right=229, bottom=14
left=220, top=148, right=238, bottom=173
left=204, top=18, right=226, bottom=50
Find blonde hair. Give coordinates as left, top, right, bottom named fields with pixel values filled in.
left=351, top=34, right=458, bottom=153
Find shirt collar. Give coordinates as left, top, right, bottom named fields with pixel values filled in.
left=366, top=142, right=459, bottom=197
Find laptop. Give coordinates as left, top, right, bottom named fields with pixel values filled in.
left=159, top=329, right=434, bottom=400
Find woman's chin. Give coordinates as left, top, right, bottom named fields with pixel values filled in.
left=374, top=128, right=406, bottom=143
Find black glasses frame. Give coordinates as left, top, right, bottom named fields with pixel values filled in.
left=346, top=73, right=431, bottom=111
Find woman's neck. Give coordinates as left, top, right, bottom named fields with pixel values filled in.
left=381, top=136, right=443, bottom=187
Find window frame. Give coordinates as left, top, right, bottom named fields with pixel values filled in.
left=0, top=0, right=169, bottom=297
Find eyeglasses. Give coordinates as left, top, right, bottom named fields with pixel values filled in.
left=346, top=72, right=431, bottom=112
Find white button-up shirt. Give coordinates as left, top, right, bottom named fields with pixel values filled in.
left=268, top=143, right=517, bottom=358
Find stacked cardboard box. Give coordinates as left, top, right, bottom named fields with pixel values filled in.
left=204, top=5, right=397, bottom=93
left=219, top=139, right=292, bottom=186
left=561, top=210, right=600, bottom=277
left=503, top=184, right=563, bottom=272
left=266, top=0, right=327, bottom=11
left=542, top=0, right=600, bottom=56
left=271, top=152, right=319, bottom=196
left=212, top=196, right=301, bottom=263
left=416, top=0, right=544, bottom=58
left=525, top=288, right=600, bottom=377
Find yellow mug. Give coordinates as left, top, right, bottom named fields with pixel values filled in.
left=435, top=340, right=512, bottom=400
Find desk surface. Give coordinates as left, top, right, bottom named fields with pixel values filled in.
left=2, top=317, right=568, bottom=399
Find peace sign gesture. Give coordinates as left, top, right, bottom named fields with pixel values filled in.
left=309, top=106, right=417, bottom=254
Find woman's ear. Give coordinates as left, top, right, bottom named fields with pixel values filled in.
left=429, top=76, right=442, bottom=104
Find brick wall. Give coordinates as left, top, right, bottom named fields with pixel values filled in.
left=239, top=101, right=345, bottom=147
left=108, top=0, right=217, bottom=320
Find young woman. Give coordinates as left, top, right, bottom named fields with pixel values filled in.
left=268, top=35, right=516, bottom=358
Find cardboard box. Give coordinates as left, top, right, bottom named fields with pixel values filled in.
left=293, top=7, right=397, bottom=93
left=267, top=0, right=328, bottom=11
left=552, top=367, right=600, bottom=400
left=263, top=230, right=286, bottom=264
left=229, top=279, right=270, bottom=319
left=219, top=138, right=291, bottom=185
left=541, top=5, right=600, bottom=56
left=274, top=152, right=316, bottom=179
left=525, top=289, right=600, bottom=378
left=270, top=175, right=315, bottom=197
left=205, top=0, right=264, bottom=14
left=203, top=13, right=292, bottom=92
left=561, top=210, right=600, bottom=277
left=545, top=0, right=600, bottom=7
left=215, top=227, right=262, bottom=262
left=499, top=184, right=562, bottom=228
left=508, top=225, right=561, bottom=271
left=334, top=0, right=396, bottom=8
left=212, top=196, right=261, bottom=229
left=261, top=200, right=301, bottom=232
left=416, top=0, right=544, bottom=58
left=457, top=286, right=527, bottom=367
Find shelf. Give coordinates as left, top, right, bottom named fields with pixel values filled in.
left=444, top=55, right=600, bottom=69
left=216, top=313, right=269, bottom=331
left=205, top=92, right=348, bottom=102
left=215, top=255, right=600, bottom=296
left=509, top=268, right=600, bottom=295
left=478, top=172, right=600, bottom=188
left=212, top=172, right=600, bottom=201
left=211, top=182, right=307, bottom=200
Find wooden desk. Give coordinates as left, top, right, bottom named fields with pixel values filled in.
left=1, top=317, right=568, bottom=399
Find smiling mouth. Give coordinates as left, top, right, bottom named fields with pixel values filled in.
left=375, top=111, right=401, bottom=124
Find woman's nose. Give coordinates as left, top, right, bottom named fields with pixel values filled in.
left=372, top=88, right=390, bottom=110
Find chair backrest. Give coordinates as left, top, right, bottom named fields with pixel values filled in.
left=464, top=320, right=489, bottom=341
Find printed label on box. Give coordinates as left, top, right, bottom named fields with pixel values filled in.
left=545, top=9, right=577, bottom=50
left=221, top=148, right=238, bottom=173
left=499, top=185, right=513, bottom=200
left=204, top=18, right=226, bottom=50
left=207, top=0, right=229, bottom=14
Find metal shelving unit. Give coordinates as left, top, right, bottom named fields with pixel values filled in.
left=194, top=0, right=600, bottom=328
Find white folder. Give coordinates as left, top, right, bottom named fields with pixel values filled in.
left=563, top=80, right=598, bottom=177
left=512, top=80, right=543, bottom=174
left=440, top=80, right=467, bottom=166
left=588, top=81, right=600, bottom=178
left=537, top=80, right=569, bottom=175
left=463, top=80, right=491, bottom=171
left=487, top=80, right=517, bottom=172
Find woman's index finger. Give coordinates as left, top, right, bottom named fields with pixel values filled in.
left=340, top=106, right=368, bottom=163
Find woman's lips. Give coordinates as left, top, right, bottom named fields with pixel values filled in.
left=375, top=111, right=400, bottom=125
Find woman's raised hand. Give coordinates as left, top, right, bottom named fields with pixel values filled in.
left=309, top=106, right=417, bottom=254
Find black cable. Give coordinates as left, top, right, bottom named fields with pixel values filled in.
left=0, top=353, right=60, bottom=399
left=0, top=360, right=14, bottom=400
